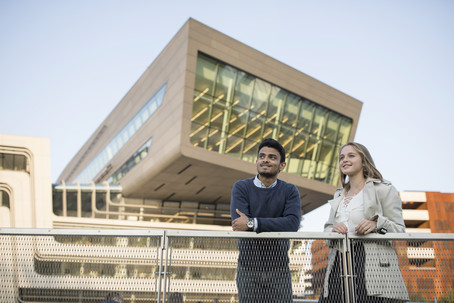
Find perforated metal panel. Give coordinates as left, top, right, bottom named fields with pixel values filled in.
left=1, top=229, right=453, bottom=303
left=0, top=230, right=162, bottom=303
left=349, top=234, right=454, bottom=303
left=162, top=234, right=337, bottom=303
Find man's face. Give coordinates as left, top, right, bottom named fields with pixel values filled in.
left=256, top=146, right=286, bottom=178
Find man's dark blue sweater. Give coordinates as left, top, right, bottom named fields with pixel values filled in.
left=230, top=177, right=302, bottom=270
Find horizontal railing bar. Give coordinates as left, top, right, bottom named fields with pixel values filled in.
left=1, top=228, right=453, bottom=241
left=347, top=232, right=454, bottom=240
left=165, top=230, right=344, bottom=240
left=0, top=228, right=165, bottom=237
left=0, top=228, right=342, bottom=239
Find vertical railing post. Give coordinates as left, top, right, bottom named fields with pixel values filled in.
left=156, top=230, right=167, bottom=303
left=347, top=235, right=358, bottom=303
left=341, top=234, right=352, bottom=303
left=162, top=232, right=170, bottom=303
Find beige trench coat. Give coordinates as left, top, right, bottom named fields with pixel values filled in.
left=321, top=178, right=409, bottom=301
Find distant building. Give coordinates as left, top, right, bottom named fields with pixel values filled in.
left=0, top=133, right=52, bottom=228
left=401, top=191, right=454, bottom=233
left=400, top=191, right=454, bottom=300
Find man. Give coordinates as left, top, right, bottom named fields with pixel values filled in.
left=230, top=138, right=302, bottom=302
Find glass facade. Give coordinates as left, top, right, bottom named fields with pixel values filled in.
left=74, top=84, right=166, bottom=184
left=107, top=137, right=153, bottom=185
left=190, top=53, right=352, bottom=185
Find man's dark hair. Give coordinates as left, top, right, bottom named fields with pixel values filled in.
left=258, top=138, right=286, bottom=163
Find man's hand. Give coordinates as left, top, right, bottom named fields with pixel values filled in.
left=232, top=209, right=248, bottom=231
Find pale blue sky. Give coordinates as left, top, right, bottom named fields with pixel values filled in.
left=1, top=0, right=453, bottom=231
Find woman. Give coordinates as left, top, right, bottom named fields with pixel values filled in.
left=319, top=142, right=409, bottom=302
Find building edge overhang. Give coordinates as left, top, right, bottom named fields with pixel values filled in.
left=179, top=144, right=337, bottom=213
left=117, top=141, right=335, bottom=215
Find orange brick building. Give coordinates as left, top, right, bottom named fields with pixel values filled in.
left=400, top=191, right=454, bottom=301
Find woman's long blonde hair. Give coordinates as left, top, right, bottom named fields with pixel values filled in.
left=338, top=142, right=383, bottom=191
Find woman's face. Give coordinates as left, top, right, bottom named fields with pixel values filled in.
left=339, top=145, right=363, bottom=177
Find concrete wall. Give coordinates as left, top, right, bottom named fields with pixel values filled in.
left=0, top=134, right=52, bottom=227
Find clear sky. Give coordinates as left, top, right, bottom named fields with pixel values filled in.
left=1, top=0, right=453, bottom=231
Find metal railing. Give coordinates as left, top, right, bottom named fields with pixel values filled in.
left=0, top=228, right=453, bottom=303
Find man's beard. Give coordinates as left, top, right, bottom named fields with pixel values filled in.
left=258, top=170, right=279, bottom=178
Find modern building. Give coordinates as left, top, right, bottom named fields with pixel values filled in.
left=56, top=18, right=362, bottom=229
left=1, top=18, right=364, bottom=302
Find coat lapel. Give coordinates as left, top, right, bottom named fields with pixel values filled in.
left=363, top=179, right=382, bottom=220
left=328, top=195, right=343, bottom=215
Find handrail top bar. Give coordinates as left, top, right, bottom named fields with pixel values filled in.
left=0, top=228, right=453, bottom=240
left=0, top=228, right=341, bottom=239
left=347, top=232, right=454, bottom=240
left=0, top=228, right=165, bottom=237
left=165, top=230, right=344, bottom=239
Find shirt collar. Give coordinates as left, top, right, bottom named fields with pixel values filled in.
left=254, top=175, right=278, bottom=188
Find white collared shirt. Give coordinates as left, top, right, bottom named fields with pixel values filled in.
left=253, top=175, right=277, bottom=188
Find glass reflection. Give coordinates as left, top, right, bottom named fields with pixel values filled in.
left=191, top=53, right=353, bottom=185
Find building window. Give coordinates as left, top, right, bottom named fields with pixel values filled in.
left=74, top=84, right=166, bottom=184
left=444, top=202, right=454, bottom=212
left=191, top=53, right=352, bottom=185
left=0, top=153, right=29, bottom=173
left=434, top=220, right=452, bottom=231
left=107, top=138, right=153, bottom=185
left=52, top=183, right=122, bottom=218
left=52, top=186, right=64, bottom=216
left=0, top=189, right=10, bottom=209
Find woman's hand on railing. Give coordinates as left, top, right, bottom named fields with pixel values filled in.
left=355, top=219, right=377, bottom=235
left=332, top=222, right=348, bottom=234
